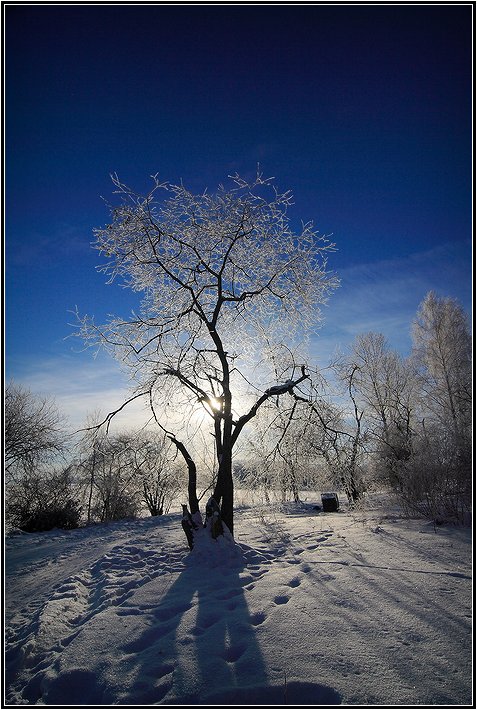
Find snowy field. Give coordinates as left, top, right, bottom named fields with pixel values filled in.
left=4, top=496, right=473, bottom=706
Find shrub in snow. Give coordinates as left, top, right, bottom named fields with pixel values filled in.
left=6, top=467, right=82, bottom=532
left=19, top=500, right=82, bottom=533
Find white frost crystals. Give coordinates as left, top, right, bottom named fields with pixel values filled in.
left=77, top=171, right=338, bottom=380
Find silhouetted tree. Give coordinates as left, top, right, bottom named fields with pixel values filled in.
left=75, top=171, right=338, bottom=541
left=5, top=382, right=65, bottom=479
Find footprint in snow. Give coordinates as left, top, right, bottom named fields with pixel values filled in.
left=273, top=594, right=290, bottom=605
left=221, top=643, right=247, bottom=663
left=250, top=611, right=267, bottom=626
left=144, top=662, right=175, bottom=679
left=195, top=611, right=220, bottom=629
left=191, top=611, right=221, bottom=636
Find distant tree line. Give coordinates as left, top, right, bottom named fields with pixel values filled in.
left=4, top=386, right=185, bottom=532
left=236, top=291, right=471, bottom=524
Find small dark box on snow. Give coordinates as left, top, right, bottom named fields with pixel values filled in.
left=321, top=492, right=339, bottom=512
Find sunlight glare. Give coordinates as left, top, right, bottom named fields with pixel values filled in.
left=208, top=396, right=222, bottom=412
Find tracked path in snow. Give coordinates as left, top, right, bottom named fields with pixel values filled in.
left=4, top=502, right=472, bottom=706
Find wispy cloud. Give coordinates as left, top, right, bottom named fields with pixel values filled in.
left=312, top=240, right=472, bottom=364
left=7, top=241, right=471, bottom=431
left=6, top=354, right=150, bottom=434
left=6, top=222, right=93, bottom=268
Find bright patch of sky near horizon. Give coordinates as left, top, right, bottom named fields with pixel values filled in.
left=5, top=4, right=472, bottom=429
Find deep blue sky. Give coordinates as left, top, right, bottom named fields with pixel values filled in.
left=5, top=3, right=473, bottom=427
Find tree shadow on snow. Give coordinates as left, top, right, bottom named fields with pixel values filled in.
left=119, top=536, right=342, bottom=706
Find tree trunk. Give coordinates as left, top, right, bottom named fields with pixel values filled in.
left=342, top=474, right=360, bottom=506
left=87, top=448, right=97, bottom=524
left=168, top=435, right=199, bottom=515
left=290, top=465, right=300, bottom=503
left=213, top=446, right=234, bottom=536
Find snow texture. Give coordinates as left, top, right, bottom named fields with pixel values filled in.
left=4, top=497, right=472, bottom=706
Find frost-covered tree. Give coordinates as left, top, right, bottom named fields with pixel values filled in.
left=322, top=363, right=367, bottom=504
left=79, top=432, right=142, bottom=522
left=4, top=383, right=79, bottom=531
left=412, top=291, right=471, bottom=448
left=344, top=333, right=417, bottom=469
left=410, top=292, right=472, bottom=518
left=75, top=171, right=338, bottom=540
left=76, top=425, right=182, bottom=522
left=5, top=382, right=66, bottom=479
left=341, top=300, right=471, bottom=524
left=128, top=432, right=184, bottom=517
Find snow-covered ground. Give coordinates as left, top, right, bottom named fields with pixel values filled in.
left=4, top=496, right=473, bottom=706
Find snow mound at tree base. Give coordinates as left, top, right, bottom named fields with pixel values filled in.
left=186, top=523, right=243, bottom=569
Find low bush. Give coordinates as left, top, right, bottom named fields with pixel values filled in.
left=19, top=500, right=82, bottom=533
